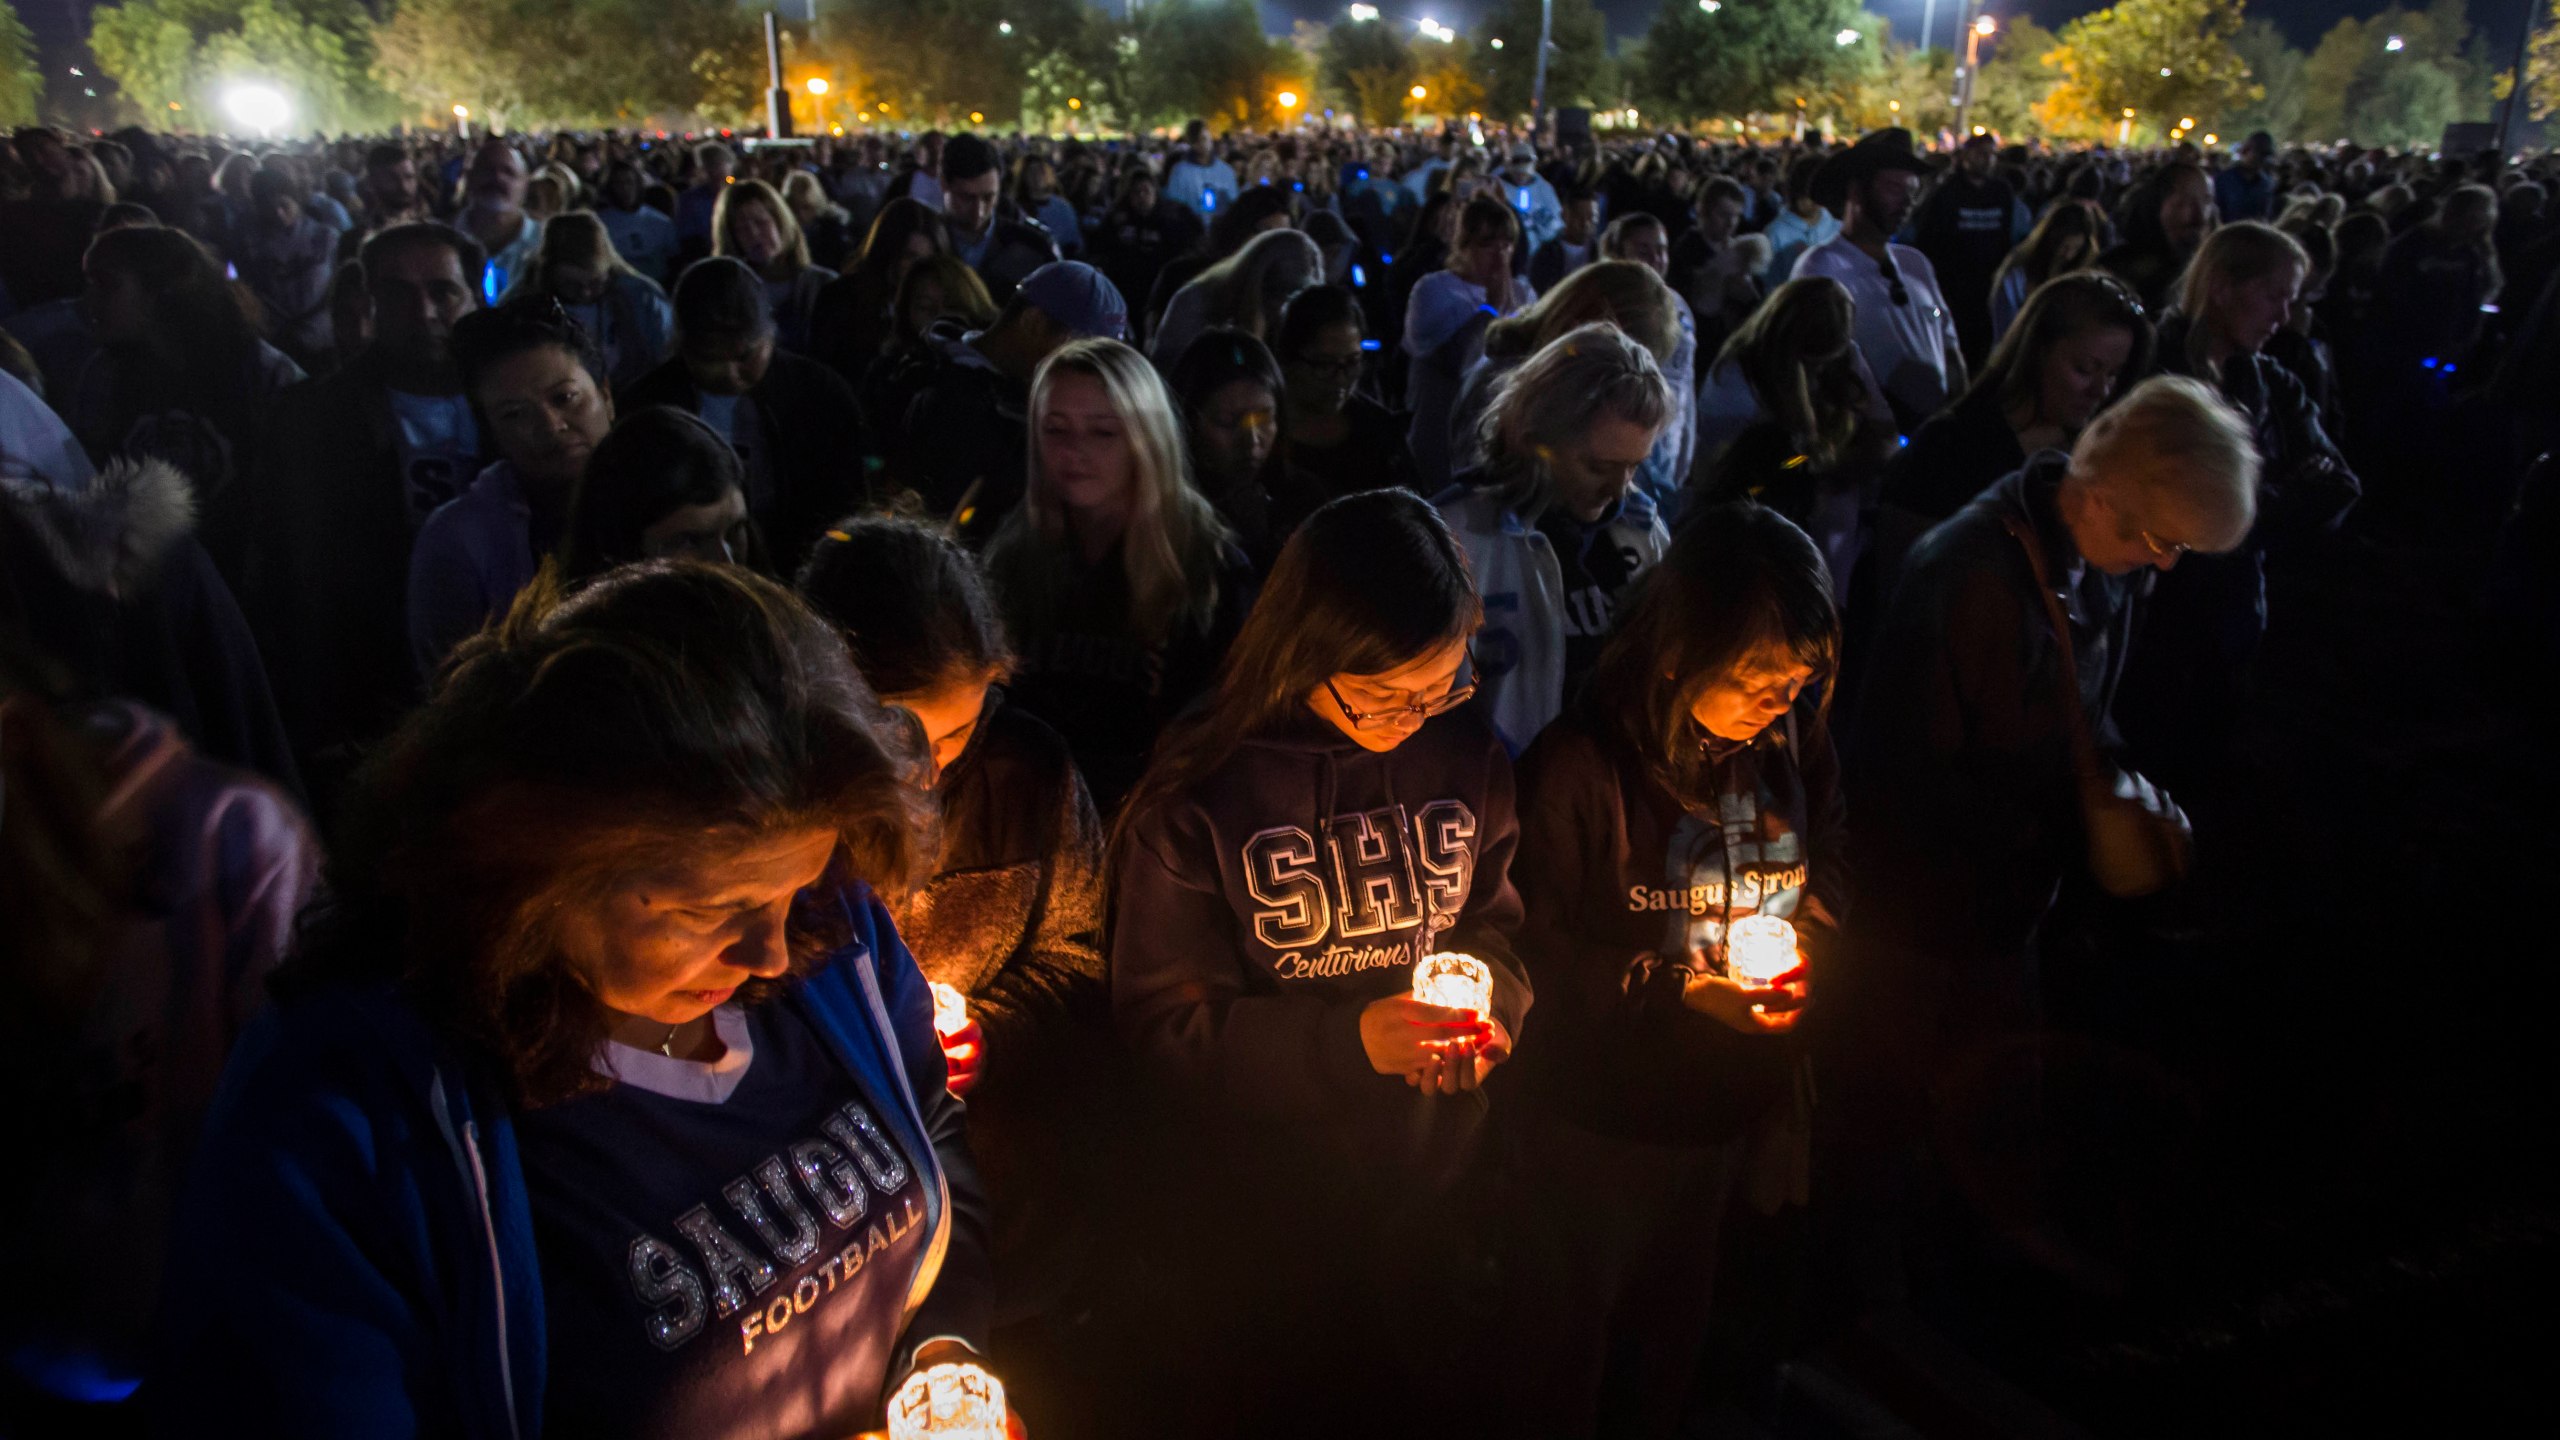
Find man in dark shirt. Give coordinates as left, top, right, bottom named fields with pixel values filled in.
left=1911, top=135, right=2026, bottom=367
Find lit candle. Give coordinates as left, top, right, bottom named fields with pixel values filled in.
left=929, top=982, right=969, bottom=1039
left=886, top=1360, right=1006, bottom=1440
left=1411, top=952, right=1493, bottom=1014
left=1724, top=915, right=1799, bottom=988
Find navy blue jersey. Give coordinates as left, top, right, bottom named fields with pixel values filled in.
left=517, top=1001, right=931, bottom=1440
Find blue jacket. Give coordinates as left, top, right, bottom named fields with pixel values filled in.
left=152, top=880, right=990, bottom=1439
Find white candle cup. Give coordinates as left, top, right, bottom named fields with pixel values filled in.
left=886, top=1360, right=1007, bottom=1440
left=1724, top=914, right=1799, bottom=988
left=929, top=982, right=970, bottom=1039
left=1411, top=952, right=1494, bottom=1014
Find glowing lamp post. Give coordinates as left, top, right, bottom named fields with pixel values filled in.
left=1723, top=915, right=1799, bottom=988
left=929, top=982, right=970, bottom=1039
left=1412, top=952, right=1493, bottom=1014
left=887, top=1360, right=1006, bottom=1440
left=223, top=83, right=292, bottom=138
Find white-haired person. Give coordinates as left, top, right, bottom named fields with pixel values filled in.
left=1434, top=321, right=1676, bottom=755
left=1832, top=375, right=2262, bottom=1305
left=982, top=337, right=1254, bottom=813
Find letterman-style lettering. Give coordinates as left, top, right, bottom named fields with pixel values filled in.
left=1244, top=825, right=1330, bottom=948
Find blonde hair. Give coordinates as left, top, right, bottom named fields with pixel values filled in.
left=781, top=170, right=848, bottom=226
left=1479, top=321, right=1674, bottom=518
left=1485, top=259, right=1680, bottom=365
left=2175, top=221, right=2308, bottom=375
left=2072, top=374, right=2260, bottom=554
left=989, top=338, right=1234, bottom=647
left=508, top=211, right=645, bottom=300
left=1187, top=228, right=1323, bottom=339
left=896, top=252, right=998, bottom=336
left=1715, top=276, right=1866, bottom=471
left=713, top=179, right=812, bottom=276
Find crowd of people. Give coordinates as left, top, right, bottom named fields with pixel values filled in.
left=1, top=106, right=2551, bottom=1438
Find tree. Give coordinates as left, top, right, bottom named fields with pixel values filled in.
left=1970, top=17, right=2062, bottom=138
left=1473, top=0, right=1609, bottom=119
left=1320, top=15, right=1416, bottom=127
left=2034, top=0, right=2257, bottom=142
left=2520, top=13, right=2560, bottom=121
left=1627, top=0, right=1878, bottom=126
left=3, top=0, right=41, bottom=127
left=1123, top=0, right=1301, bottom=130
left=2303, top=2, right=2491, bottom=146
left=91, top=0, right=395, bottom=131
left=2223, top=18, right=2306, bottom=141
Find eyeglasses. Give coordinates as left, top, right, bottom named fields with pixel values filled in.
left=1875, top=253, right=1911, bottom=308
left=1326, top=659, right=1478, bottom=731
left=2138, top=528, right=2193, bottom=560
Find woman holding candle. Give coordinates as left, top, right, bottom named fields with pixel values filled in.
left=1109, top=486, right=1530, bottom=1435
left=154, top=562, right=1005, bottom=1439
left=1499, top=502, right=1840, bottom=1438
left=797, top=516, right=1113, bottom=1338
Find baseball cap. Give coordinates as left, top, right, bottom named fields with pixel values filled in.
left=1017, top=261, right=1129, bottom=341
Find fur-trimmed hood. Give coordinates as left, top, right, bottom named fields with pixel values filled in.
left=0, top=455, right=198, bottom=602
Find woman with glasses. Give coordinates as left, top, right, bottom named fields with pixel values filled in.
left=1268, top=284, right=1410, bottom=528
left=1438, top=323, right=1675, bottom=755
left=1498, top=502, right=1840, bottom=1437
left=406, top=296, right=615, bottom=675
left=982, top=337, right=1252, bottom=814
left=1167, top=327, right=1286, bottom=567
left=1109, top=486, right=1528, bottom=1437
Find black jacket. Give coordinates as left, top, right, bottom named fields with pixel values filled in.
left=3, top=456, right=301, bottom=796
left=1845, top=455, right=2138, bottom=1039
left=959, top=207, right=1063, bottom=305
left=620, top=352, right=868, bottom=574
left=884, top=324, right=1029, bottom=543
left=249, top=350, right=471, bottom=794
left=1514, top=708, right=1841, bottom=1144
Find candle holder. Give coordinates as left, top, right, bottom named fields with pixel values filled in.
left=929, top=982, right=970, bottom=1039
left=1723, top=915, right=1799, bottom=988
left=1411, top=952, right=1493, bottom=1014
left=886, top=1360, right=1006, bottom=1440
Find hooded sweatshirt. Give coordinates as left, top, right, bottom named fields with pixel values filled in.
left=1513, top=706, right=1844, bottom=1146
left=1111, top=703, right=1530, bottom=1185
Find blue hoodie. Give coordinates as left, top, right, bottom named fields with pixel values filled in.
left=151, top=880, right=989, bottom=1439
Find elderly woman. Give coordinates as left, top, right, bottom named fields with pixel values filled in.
left=153, top=561, right=1004, bottom=1439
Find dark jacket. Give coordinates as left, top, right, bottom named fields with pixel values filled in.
left=1091, top=201, right=1204, bottom=335
left=1845, top=455, right=2139, bottom=1039
left=892, top=698, right=1108, bottom=1321
left=1514, top=708, right=1841, bottom=1145
left=885, top=323, right=1030, bottom=543
left=1, top=455, right=301, bottom=796
left=1912, top=174, right=2023, bottom=361
left=1109, top=703, right=1531, bottom=1183
left=152, top=880, right=989, bottom=1439
left=1527, top=234, right=1596, bottom=294
left=621, top=352, right=868, bottom=574
left=958, top=208, right=1062, bottom=305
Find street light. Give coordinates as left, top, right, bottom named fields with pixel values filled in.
left=2385, top=34, right=2406, bottom=52
left=1835, top=28, right=1860, bottom=46
left=806, top=77, right=830, bottom=95
left=1348, top=4, right=1379, bottom=20
left=1974, top=14, right=1996, bottom=36
left=1411, top=84, right=1428, bottom=100
left=1954, top=7, right=1996, bottom=145
left=1278, top=90, right=1300, bottom=109
left=223, top=83, right=291, bottom=136
left=997, top=20, right=1012, bottom=34
left=452, top=103, right=470, bottom=119
left=1699, top=0, right=1721, bottom=10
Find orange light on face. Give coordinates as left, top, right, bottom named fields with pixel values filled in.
left=1725, top=915, right=1798, bottom=987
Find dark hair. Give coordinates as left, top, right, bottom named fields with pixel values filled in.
left=1458, top=194, right=1519, bottom=249
left=797, top=515, right=1014, bottom=696
left=248, top=164, right=298, bottom=208
left=81, top=225, right=262, bottom=377
left=1275, top=283, right=1363, bottom=359
left=1206, top=183, right=1295, bottom=257
left=672, top=255, right=773, bottom=340
left=365, top=142, right=407, bottom=171
left=1963, top=270, right=2152, bottom=424
left=1114, top=487, right=1479, bottom=847
left=1784, top=153, right=1825, bottom=204
left=1998, top=199, right=2104, bottom=296
left=1583, top=502, right=1837, bottom=803
left=1698, top=176, right=1747, bottom=212
left=96, top=200, right=157, bottom=230
left=450, top=294, right=606, bottom=398
left=560, top=407, right=759, bottom=579
left=1168, top=326, right=1284, bottom=419
left=941, top=134, right=999, bottom=184
left=360, top=220, right=488, bottom=291
left=281, top=562, right=926, bottom=1108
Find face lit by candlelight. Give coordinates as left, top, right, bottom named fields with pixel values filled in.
left=1307, top=636, right=1473, bottom=753
left=1689, top=642, right=1816, bottom=743
left=556, top=827, right=839, bottom=1026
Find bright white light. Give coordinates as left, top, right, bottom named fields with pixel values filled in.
left=1835, top=28, right=1860, bottom=46
left=2160, top=67, right=2173, bottom=77
left=1348, top=3, right=1379, bottom=20
left=452, top=103, right=470, bottom=119
left=1974, top=15, right=1997, bottom=36
left=806, top=77, right=830, bottom=96
left=2385, top=34, right=2405, bottom=52
left=1417, top=19, right=1454, bottom=41
left=997, top=20, right=1012, bottom=34
left=1699, top=0, right=1722, bottom=11
left=223, top=83, right=292, bottom=135
left=1491, top=37, right=1504, bottom=48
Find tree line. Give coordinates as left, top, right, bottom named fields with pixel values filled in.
left=3, top=0, right=2550, bottom=144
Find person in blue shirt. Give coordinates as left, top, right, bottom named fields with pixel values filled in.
left=2213, top=132, right=2279, bottom=223
left=596, top=159, right=681, bottom=286
left=1502, top=144, right=1565, bottom=255
left=1165, top=119, right=1239, bottom=220
left=152, top=560, right=1002, bottom=1440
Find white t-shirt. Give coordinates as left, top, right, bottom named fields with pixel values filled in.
left=1792, top=237, right=1962, bottom=426
left=386, top=388, right=480, bottom=527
